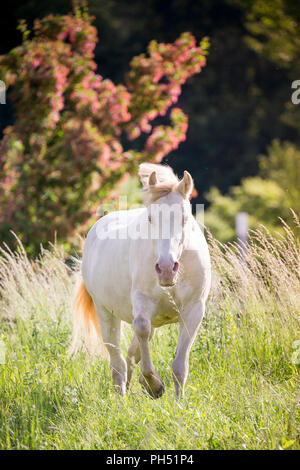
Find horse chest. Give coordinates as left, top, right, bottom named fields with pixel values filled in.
left=151, top=293, right=180, bottom=327
left=151, top=313, right=179, bottom=327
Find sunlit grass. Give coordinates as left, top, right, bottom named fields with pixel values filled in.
left=0, top=224, right=299, bottom=450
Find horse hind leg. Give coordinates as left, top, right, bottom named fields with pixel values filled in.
left=96, top=306, right=127, bottom=396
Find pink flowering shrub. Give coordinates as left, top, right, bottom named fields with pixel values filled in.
left=0, top=8, right=208, bottom=254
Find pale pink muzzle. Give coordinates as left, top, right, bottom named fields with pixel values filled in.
left=155, top=259, right=179, bottom=286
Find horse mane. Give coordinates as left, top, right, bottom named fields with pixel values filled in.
left=138, top=163, right=180, bottom=206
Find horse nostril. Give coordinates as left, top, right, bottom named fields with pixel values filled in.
left=173, top=262, right=179, bottom=273
left=155, top=263, right=162, bottom=274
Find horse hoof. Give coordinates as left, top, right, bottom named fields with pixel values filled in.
left=154, top=383, right=165, bottom=399
left=115, top=383, right=126, bottom=397
left=139, top=375, right=165, bottom=399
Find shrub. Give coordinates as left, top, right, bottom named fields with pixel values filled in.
left=0, top=6, right=208, bottom=254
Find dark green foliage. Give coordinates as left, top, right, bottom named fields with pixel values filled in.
left=1, top=0, right=299, bottom=203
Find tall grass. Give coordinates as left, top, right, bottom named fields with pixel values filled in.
left=0, top=224, right=299, bottom=450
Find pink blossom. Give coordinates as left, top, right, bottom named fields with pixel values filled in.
left=99, top=144, right=110, bottom=165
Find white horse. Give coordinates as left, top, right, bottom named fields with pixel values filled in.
left=71, top=163, right=211, bottom=399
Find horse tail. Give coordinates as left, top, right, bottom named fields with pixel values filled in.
left=69, top=277, right=108, bottom=357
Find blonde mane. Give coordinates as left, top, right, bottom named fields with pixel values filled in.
left=138, top=163, right=180, bottom=206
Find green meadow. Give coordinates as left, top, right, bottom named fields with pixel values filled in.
left=0, top=225, right=299, bottom=450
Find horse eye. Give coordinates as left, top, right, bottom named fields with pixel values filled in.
left=148, top=215, right=152, bottom=223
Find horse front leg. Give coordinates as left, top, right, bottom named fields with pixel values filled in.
left=132, top=292, right=164, bottom=399
left=172, top=300, right=205, bottom=399
left=126, top=329, right=155, bottom=389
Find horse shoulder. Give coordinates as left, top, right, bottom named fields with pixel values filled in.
left=177, top=221, right=211, bottom=301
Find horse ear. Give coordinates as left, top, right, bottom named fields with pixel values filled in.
left=149, top=171, right=157, bottom=186
left=178, top=171, right=193, bottom=198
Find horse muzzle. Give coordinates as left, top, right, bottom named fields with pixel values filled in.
left=155, top=260, right=179, bottom=287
